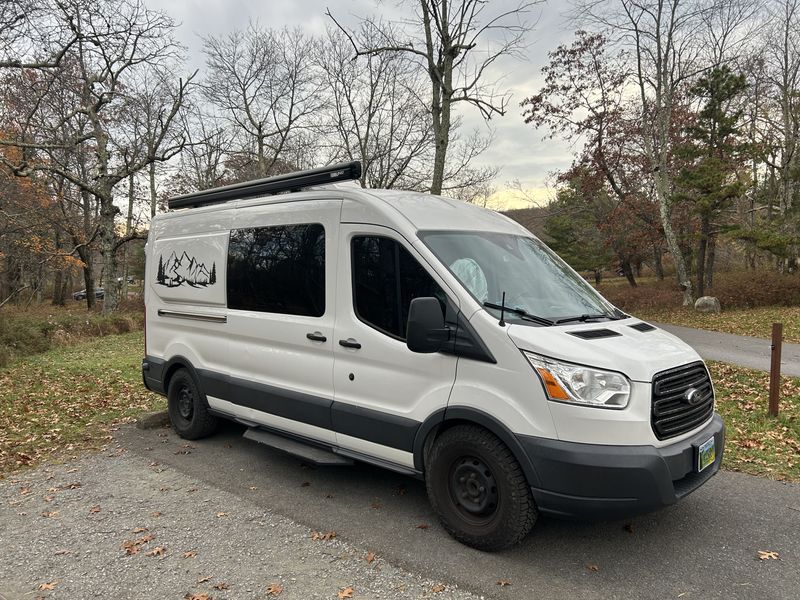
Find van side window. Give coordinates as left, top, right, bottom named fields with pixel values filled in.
left=352, top=236, right=444, bottom=339
left=228, top=224, right=325, bottom=316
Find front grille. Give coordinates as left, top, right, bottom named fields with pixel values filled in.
left=651, top=362, right=714, bottom=440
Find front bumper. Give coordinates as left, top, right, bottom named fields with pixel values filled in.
left=519, top=413, right=725, bottom=520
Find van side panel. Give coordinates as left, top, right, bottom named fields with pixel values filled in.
left=146, top=212, right=232, bottom=394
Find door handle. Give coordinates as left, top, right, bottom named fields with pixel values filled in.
left=306, top=332, right=327, bottom=342
left=338, top=338, right=362, bottom=349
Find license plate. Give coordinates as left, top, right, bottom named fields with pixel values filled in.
left=698, top=436, right=715, bottom=472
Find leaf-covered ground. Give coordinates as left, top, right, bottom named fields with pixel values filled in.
left=709, top=362, right=800, bottom=482
left=0, top=331, right=163, bottom=475
left=634, top=306, right=800, bottom=343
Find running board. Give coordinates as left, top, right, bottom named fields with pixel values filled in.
left=242, top=428, right=354, bottom=466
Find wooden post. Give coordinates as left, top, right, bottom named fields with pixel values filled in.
left=769, top=322, right=783, bottom=417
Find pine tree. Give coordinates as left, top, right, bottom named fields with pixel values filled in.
left=209, top=262, right=216, bottom=285
left=157, top=255, right=165, bottom=284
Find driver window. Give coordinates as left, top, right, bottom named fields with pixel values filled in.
left=352, top=235, right=445, bottom=340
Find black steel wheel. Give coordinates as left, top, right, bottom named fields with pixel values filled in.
left=167, top=368, right=218, bottom=440
left=426, top=425, right=537, bottom=551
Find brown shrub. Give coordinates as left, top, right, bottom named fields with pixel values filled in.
left=598, top=271, right=800, bottom=311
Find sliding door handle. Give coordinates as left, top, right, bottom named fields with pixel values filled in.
left=338, top=338, right=362, bottom=349
left=306, top=332, right=327, bottom=342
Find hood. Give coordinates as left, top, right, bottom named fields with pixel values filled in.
left=506, top=318, right=702, bottom=383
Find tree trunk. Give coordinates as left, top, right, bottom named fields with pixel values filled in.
left=52, top=230, right=66, bottom=306
left=705, top=233, right=716, bottom=290
left=77, top=246, right=96, bottom=311
left=696, top=215, right=709, bottom=298
left=99, top=200, right=119, bottom=314
left=620, top=258, right=637, bottom=288
left=594, top=269, right=602, bottom=285
left=653, top=247, right=664, bottom=280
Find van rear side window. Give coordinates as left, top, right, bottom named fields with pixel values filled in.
left=227, top=224, right=325, bottom=316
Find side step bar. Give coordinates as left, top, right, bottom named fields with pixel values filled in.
left=242, top=428, right=354, bottom=466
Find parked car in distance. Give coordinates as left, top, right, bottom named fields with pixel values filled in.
left=72, top=288, right=105, bottom=300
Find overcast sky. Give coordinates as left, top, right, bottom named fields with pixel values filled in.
left=152, top=0, right=578, bottom=207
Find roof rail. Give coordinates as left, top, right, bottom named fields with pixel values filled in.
left=167, top=161, right=362, bottom=210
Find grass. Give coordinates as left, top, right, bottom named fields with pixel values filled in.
left=0, top=329, right=797, bottom=484
left=709, top=362, right=800, bottom=482
left=0, top=331, right=163, bottom=476
left=0, top=301, right=144, bottom=368
left=632, top=306, right=800, bottom=343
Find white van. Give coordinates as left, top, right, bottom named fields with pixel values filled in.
left=142, top=162, right=724, bottom=551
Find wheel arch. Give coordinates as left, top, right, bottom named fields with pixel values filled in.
left=162, top=355, right=202, bottom=395
left=412, top=406, right=542, bottom=489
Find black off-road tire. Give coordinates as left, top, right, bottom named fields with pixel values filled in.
left=167, top=368, right=219, bottom=440
left=426, top=425, right=537, bottom=551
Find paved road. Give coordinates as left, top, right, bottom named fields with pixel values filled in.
left=655, top=323, right=800, bottom=377
left=116, top=422, right=799, bottom=600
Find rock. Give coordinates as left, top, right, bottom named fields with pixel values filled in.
left=136, top=410, right=170, bottom=430
left=694, top=296, right=721, bottom=314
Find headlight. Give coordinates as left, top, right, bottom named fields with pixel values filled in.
left=523, top=351, right=630, bottom=409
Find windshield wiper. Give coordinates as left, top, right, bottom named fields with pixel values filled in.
left=483, top=302, right=554, bottom=326
left=554, top=313, right=615, bottom=325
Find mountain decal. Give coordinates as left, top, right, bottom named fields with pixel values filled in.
left=156, top=251, right=217, bottom=288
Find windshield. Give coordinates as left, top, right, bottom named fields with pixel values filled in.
left=420, top=230, right=619, bottom=324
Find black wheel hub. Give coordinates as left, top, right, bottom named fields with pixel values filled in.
left=450, top=456, right=498, bottom=518
left=177, top=386, right=194, bottom=420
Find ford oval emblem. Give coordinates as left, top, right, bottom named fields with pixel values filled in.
left=684, top=387, right=702, bottom=405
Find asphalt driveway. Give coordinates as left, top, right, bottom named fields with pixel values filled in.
left=111, top=422, right=798, bottom=600
left=655, top=323, right=800, bottom=377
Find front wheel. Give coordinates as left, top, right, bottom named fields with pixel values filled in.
left=167, top=368, right=218, bottom=440
left=426, top=425, right=537, bottom=551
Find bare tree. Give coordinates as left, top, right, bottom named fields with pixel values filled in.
left=328, top=0, right=539, bottom=195
left=571, top=0, right=719, bottom=304
left=202, top=24, right=323, bottom=179
left=0, top=0, right=194, bottom=313
left=317, top=26, right=433, bottom=189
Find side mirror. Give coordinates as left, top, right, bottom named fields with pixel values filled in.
left=406, top=297, right=450, bottom=353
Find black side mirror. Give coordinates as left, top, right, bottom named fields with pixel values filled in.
left=406, top=297, right=450, bottom=353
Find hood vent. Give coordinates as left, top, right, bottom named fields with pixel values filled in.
left=568, top=329, right=622, bottom=340
left=629, top=322, right=657, bottom=332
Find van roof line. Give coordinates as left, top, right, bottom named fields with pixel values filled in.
left=167, top=161, right=362, bottom=210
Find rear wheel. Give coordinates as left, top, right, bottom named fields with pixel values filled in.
left=426, top=425, right=536, bottom=551
left=167, top=368, right=218, bottom=440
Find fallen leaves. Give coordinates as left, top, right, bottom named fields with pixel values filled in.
left=365, top=551, right=375, bottom=564
left=265, top=583, right=283, bottom=596
left=757, top=550, right=780, bottom=560
left=497, top=579, right=512, bottom=587
left=183, top=550, right=198, bottom=559
left=212, top=582, right=229, bottom=591
left=40, top=510, right=59, bottom=518
left=144, top=546, right=166, bottom=557
left=586, top=564, right=600, bottom=573
left=416, top=524, right=430, bottom=530
left=38, top=581, right=58, bottom=591
left=121, top=533, right=156, bottom=555
left=215, top=512, right=228, bottom=518
left=89, top=505, right=101, bottom=514
left=184, top=594, right=211, bottom=600
left=337, top=587, right=354, bottom=599
left=431, top=583, right=446, bottom=593
left=311, top=530, right=336, bottom=541
left=197, top=576, right=212, bottom=584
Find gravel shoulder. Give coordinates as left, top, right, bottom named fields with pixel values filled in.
left=0, top=438, right=478, bottom=600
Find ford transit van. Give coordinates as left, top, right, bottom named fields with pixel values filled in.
left=142, top=162, right=724, bottom=551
